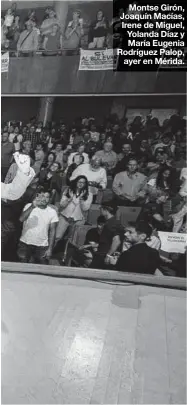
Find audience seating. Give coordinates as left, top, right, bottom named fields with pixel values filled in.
left=116, top=206, right=142, bottom=226
left=87, top=204, right=101, bottom=225
left=95, top=190, right=103, bottom=204
left=102, top=189, right=113, bottom=202
left=87, top=205, right=142, bottom=226
left=107, top=176, right=113, bottom=188
left=70, top=224, right=93, bottom=247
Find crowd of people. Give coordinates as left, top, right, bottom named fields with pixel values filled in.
left=1, top=1, right=187, bottom=66
left=1, top=3, right=114, bottom=54
left=1, top=111, right=186, bottom=277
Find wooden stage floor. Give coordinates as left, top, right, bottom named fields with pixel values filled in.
left=1, top=271, right=187, bottom=404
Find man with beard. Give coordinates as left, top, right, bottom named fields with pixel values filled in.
left=91, top=201, right=123, bottom=270
left=116, top=221, right=161, bottom=274
left=17, top=188, right=58, bottom=263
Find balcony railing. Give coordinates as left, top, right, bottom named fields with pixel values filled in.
left=1, top=51, right=186, bottom=94
left=2, top=48, right=187, bottom=71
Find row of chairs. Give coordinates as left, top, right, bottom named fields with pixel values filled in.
left=86, top=204, right=142, bottom=226
left=52, top=205, right=142, bottom=266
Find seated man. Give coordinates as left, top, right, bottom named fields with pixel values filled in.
left=77, top=215, right=106, bottom=267
left=91, top=200, right=123, bottom=270
left=116, top=221, right=161, bottom=274
left=17, top=189, right=59, bottom=264
left=95, top=141, right=117, bottom=175
left=1, top=152, right=35, bottom=201
left=112, top=158, right=147, bottom=206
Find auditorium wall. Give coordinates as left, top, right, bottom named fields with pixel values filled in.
left=2, top=95, right=185, bottom=124
left=2, top=56, right=186, bottom=95
left=1, top=97, right=40, bottom=123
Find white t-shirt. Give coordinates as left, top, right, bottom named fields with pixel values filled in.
left=67, top=152, right=89, bottom=167
left=20, top=204, right=59, bottom=246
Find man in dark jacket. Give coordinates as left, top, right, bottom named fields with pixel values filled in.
left=116, top=221, right=161, bottom=274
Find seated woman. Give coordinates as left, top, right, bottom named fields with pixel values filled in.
left=63, top=10, right=84, bottom=53
left=143, top=165, right=178, bottom=222
left=55, top=176, right=93, bottom=245
left=41, top=152, right=56, bottom=170
left=88, top=10, right=108, bottom=49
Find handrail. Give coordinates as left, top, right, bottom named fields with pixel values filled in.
left=2, top=49, right=187, bottom=71
left=2, top=261, right=187, bottom=290
left=1, top=47, right=112, bottom=56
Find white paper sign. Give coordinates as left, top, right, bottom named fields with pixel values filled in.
left=158, top=232, right=187, bottom=254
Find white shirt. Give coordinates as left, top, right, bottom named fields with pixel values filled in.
left=67, top=152, right=89, bottom=167
left=89, top=131, right=100, bottom=142
left=20, top=204, right=59, bottom=246
left=48, top=137, right=53, bottom=149
left=60, top=190, right=93, bottom=221
left=122, top=235, right=161, bottom=252
left=113, top=171, right=147, bottom=201
left=70, top=163, right=107, bottom=195
left=1, top=167, right=35, bottom=201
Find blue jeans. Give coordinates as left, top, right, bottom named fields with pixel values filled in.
left=17, top=241, right=49, bottom=264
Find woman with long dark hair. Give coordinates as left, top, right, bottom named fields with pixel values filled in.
left=145, top=166, right=177, bottom=205
left=41, top=151, right=56, bottom=170
left=66, top=153, right=84, bottom=185
left=55, top=175, right=93, bottom=244
left=144, top=166, right=179, bottom=224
